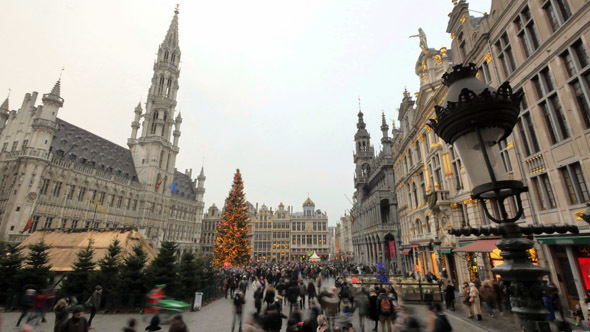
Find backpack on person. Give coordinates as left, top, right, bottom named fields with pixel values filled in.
left=380, top=297, right=391, bottom=314
left=234, top=292, right=242, bottom=306
left=340, top=285, right=351, bottom=299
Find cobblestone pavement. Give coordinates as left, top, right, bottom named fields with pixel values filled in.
left=1, top=280, right=487, bottom=332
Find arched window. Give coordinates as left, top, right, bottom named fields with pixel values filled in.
left=412, top=183, right=418, bottom=208
left=426, top=216, right=431, bottom=233
left=158, top=76, right=165, bottom=95
left=159, top=150, right=165, bottom=169
left=416, top=141, right=421, bottom=161
left=166, top=79, right=172, bottom=97
left=171, top=53, right=176, bottom=64
left=151, top=112, right=158, bottom=134
left=164, top=51, right=169, bottom=60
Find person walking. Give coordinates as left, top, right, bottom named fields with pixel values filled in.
left=299, top=280, right=307, bottom=309
left=353, top=289, right=369, bottom=332
left=469, top=283, right=483, bottom=321
left=376, top=288, right=394, bottom=332
left=429, top=303, right=453, bottom=332
left=54, top=297, right=76, bottom=332
left=492, top=279, right=503, bottom=315
left=461, top=282, right=473, bottom=319
left=254, top=286, right=264, bottom=315
left=307, top=281, right=317, bottom=307
left=479, top=280, right=496, bottom=318
left=16, top=289, right=36, bottom=328
left=85, top=285, right=102, bottom=330
left=59, top=305, right=88, bottom=332
left=444, top=281, right=455, bottom=311
left=287, top=280, right=300, bottom=314
left=232, top=290, right=246, bottom=332
left=265, top=284, right=276, bottom=309
left=368, top=288, right=379, bottom=332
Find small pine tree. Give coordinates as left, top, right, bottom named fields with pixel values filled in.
left=20, top=241, right=53, bottom=290
left=96, top=239, right=122, bottom=295
left=376, top=261, right=389, bottom=284
left=178, top=252, right=199, bottom=300
left=0, top=242, right=24, bottom=292
left=62, top=239, right=97, bottom=297
left=146, top=241, right=179, bottom=297
left=119, top=244, right=148, bottom=295
left=213, top=169, right=251, bottom=266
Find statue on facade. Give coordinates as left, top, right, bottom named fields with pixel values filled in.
left=409, top=28, right=428, bottom=51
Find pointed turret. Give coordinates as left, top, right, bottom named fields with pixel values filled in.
left=163, top=7, right=180, bottom=49
left=380, top=111, right=389, bottom=139
left=42, top=80, right=64, bottom=108
left=130, top=101, right=142, bottom=139
left=0, top=97, right=9, bottom=133
left=173, top=112, right=182, bottom=147
left=0, top=97, right=8, bottom=111
left=196, top=166, right=206, bottom=202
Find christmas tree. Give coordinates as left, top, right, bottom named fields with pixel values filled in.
left=376, top=261, right=389, bottom=284
left=213, top=169, right=251, bottom=266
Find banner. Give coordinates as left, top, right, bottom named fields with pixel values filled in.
left=388, top=240, right=397, bottom=258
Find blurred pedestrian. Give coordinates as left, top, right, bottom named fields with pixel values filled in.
left=368, top=288, right=379, bottom=332
left=145, top=315, right=162, bottom=331
left=59, top=305, right=88, bottom=332
left=444, top=281, right=455, bottom=311
left=376, top=288, right=393, bottom=332
left=168, top=315, right=188, bottom=332
left=54, top=297, right=76, bottom=332
left=461, top=283, right=473, bottom=319
left=17, top=289, right=36, bottom=327
left=232, top=290, right=246, bottom=332
left=429, top=303, right=452, bottom=332
left=123, top=318, right=137, bottom=332
left=469, top=283, right=483, bottom=321
left=85, top=285, right=102, bottom=330
left=479, top=280, right=496, bottom=318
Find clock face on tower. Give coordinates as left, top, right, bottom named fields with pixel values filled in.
left=26, top=192, right=38, bottom=202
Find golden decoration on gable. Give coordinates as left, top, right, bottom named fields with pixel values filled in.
left=417, top=134, right=425, bottom=141
left=414, top=92, right=419, bottom=98
left=434, top=55, right=442, bottom=64
left=451, top=33, right=456, bottom=40
left=440, top=47, right=447, bottom=57
left=484, top=52, right=492, bottom=64
left=460, top=15, right=466, bottom=23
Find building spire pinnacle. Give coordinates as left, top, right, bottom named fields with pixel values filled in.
left=163, top=6, right=180, bottom=48
left=0, top=97, right=8, bottom=111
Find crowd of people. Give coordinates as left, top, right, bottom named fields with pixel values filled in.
left=219, top=261, right=453, bottom=332
left=14, top=259, right=590, bottom=332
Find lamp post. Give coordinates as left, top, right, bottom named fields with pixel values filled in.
left=428, top=64, right=579, bottom=332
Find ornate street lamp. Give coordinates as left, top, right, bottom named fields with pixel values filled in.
left=428, top=63, right=579, bottom=332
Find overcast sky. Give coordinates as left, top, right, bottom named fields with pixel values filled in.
left=1, top=0, right=491, bottom=225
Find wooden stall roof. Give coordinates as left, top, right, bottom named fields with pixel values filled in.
left=18, top=228, right=157, bottom=272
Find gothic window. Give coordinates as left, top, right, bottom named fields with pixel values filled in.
left=159, top=150, right=165, bottom=169
left=166, top=79, right=172, bottom=98
left=171, top=53, right=176, bottom=64
left=425, top=216, right=431, bottom=233
left=164, top=51, right=169, bottom=60
left=158, top=76, right=165, bottom=95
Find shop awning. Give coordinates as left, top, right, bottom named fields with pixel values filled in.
left=536, top=235, right=590, bottom=245
left=401, top=248, right=412, bottom=255
left=453, top=239, right=498, bottom=253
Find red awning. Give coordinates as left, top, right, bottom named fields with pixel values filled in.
left=401, top=248, right=412, bottom=255
left=453, top=239, right=498, bottom=253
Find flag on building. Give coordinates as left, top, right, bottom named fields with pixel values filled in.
left=22, top=205, right=37, bottom=233
left=169, top=180, right=177, bottom=194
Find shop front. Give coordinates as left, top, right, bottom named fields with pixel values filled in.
left=536, top=235, right=590, bottom=310
left=453, top=239, right=539, bottom=284
left=410, top=241, right=438, bottom=277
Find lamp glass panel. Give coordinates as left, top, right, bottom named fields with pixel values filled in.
left=453, top=127, right=510, bottom=188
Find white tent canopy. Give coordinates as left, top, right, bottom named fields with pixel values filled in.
left=310, top=251, right=320, bottom=261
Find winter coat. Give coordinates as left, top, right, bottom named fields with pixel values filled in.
left=461, top=287, right=471, bottom=306
left=469, top=286, right=482, bottom=315
left=376, top=293, right=394, bottom=317
left=54, top=300, right=74, bottom=332
left=444, top=284, right=455, bottom=302
left=265, top=289, right=275, bottom=304
left=287, top=285, right=300, bottom=304
left=254, top=288, right=263, bottom=309
left=368, top=293, right=379, bottom=321
left=59, top=317, right=89, bottom=332
left=479, top=284, right=496, bottom=304
left=307, top=282, right=317, bottom=298
left=299, top=284, right=307, bottom=297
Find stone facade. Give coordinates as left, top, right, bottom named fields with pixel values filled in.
left=249, top=198, right=329, bottom=261
left=351, top=108, right=401, bottom=272
left=0, top=8, right=206, bottom=253
left=201, top=204, right=220, bottom=255
left=335, top=214, right=353, bottom=260
left=444, top=0, right=590, bottom=311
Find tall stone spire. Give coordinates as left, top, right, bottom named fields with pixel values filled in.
left=129, top=7, right=182, bottom=190
left=0, top=97, right=8, bottom=111
left=380, top=111, right=389, bottom=140
left=0, top=96, right=9, bottom=133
